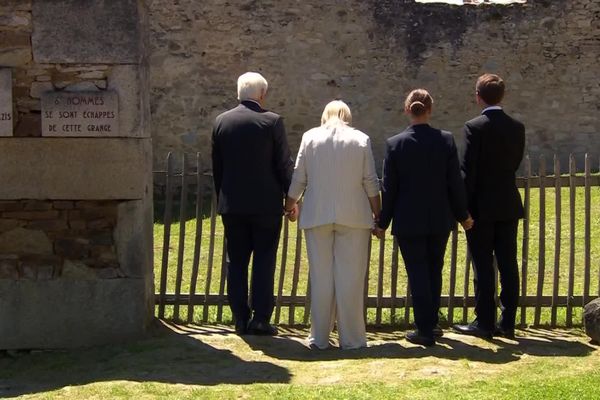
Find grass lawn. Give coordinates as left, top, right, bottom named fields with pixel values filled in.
left=1, top=321, right=599, bottom=399
left=155, top=186, right=600, bottom=327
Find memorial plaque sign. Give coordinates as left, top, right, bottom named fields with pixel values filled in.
left=42, top=91, right=119, bottom=137
left=0, top=69, right=13, bottom=137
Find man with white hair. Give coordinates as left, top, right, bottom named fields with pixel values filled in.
left=212, top=72, right=294, bottom=335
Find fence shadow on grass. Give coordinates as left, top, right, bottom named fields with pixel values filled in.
left=240, top=327, right=596, bottom=364
left=0, top=320, right=290, bottom=398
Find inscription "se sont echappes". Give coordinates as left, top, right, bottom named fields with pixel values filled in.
left=42, top=92, right=119, bottom=137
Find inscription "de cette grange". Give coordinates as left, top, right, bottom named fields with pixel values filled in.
left=42, top=91, right=119, bottom=137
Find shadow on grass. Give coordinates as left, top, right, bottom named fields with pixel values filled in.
left=0, top=320, right=290, bottom=398
left=240, top=327, right=597, bottom=364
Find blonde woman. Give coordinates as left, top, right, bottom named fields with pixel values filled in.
left=285, top=100, right=380, bottom=349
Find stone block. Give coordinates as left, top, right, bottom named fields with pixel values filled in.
left=0, top=32, right=31, bottom=67
left=30, top=81, right=53, bottom=99
left=584, top=298, right=600, bottom=345
left=54, top=238, right=89, bottom=258
left=0, top=201, right=22, bottom=212
left=32, top=0, right=142, bottom=64
left=0, top=227, right=52, bottom=255
left=25, top=219, right=68, bottom=231
left=14, top=113, right=41, bottom=137
left=53, top=201, right=74, bottom=210
left=61, top=259, right=97, bottom=280
left=108, top=65, right=148, bottom=137
left=0, top=138, right=151, bottom=200
left=0, top=259, right=18, bottom=280
left=2, top=210, right=59, bottom=219
left=0, top=219, right=23, bottom=232
left=0, top=278, right=153, bottom=349
left=22, top=200, right=53, bottom=211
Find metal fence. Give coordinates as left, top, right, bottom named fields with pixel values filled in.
left=154, top=152, right=600, bottom=328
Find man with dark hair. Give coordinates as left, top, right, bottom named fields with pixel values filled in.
left=212, top=72, right=294, bottom=336
left=454, top=73, right=525, bottom=340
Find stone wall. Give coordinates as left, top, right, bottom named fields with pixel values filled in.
left=149, top=0, right=600, bottom=172
left=0, top=0, right=154, bottom=349
left=0, top=200, right=121, bottom=281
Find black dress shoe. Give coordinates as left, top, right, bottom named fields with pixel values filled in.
left=453, top=323, right=493, bottom=339
left=247, top=320, right=278, bottom=336
left=234, top=319, right=249, bottom=335
left=494, top=326, right=516, bottom=340
left=432, top=325, right=444, bottom=338
left=405, top=331, right=435, bottom=347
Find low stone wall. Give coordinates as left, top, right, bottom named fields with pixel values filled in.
left=0, top=200, right=121, bottom=281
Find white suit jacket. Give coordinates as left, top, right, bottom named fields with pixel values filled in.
left=288, top=123, right=380, bottom=230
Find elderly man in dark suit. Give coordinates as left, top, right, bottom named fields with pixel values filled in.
left=211, top=72, right=294, bottom=335
left=454, top=74, right=526, bottom=340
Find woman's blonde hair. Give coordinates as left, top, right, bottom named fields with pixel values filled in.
left=404, top=89, right=433, bottom=117
left=321, top=100, right=352, bottom=126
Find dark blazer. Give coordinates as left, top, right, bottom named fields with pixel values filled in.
left=378, top=124, right=469, bottom=237
left=211, top=100, right=294, bottom=215
left=461, top=109, right=525, bottom=221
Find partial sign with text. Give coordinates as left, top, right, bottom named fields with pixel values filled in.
left=42, top=91, right=119, bottom=137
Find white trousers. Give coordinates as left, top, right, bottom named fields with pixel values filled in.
left=304, top=224, right=370, bottom=349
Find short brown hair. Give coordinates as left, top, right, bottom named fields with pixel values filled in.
left=404, top=89, right=433, bottom=117
left=476, top=74, right=505, bottom=105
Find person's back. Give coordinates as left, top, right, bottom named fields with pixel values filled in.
left=211, top=72, right=293, bottom=336
left=376, top=89, right=470, bottom=347
left=463, top=109, right=525, bottom=221
left=296, top=123, right=378, bottom=230
left=213, top=102, right=291, bottom=215
left=454, top=73, right=525, bottom=341
left=383, top=124, right=465, bottom=237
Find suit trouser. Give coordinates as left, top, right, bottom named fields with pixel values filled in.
left=221, top=214, right=282, bottom=324
left=466, top=219, right=520, bottom=331
left=397, top=233, right=450, bottom=337
left=304, top=224, right=371, bottom=349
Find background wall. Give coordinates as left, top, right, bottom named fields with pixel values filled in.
left=148, top=0, right=599, bottom=173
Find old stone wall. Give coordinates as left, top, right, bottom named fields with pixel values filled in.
left=149, top=0, right=600, bottom=173
left=0, top=0, right=154, bottom=349
left=0, top=200, right=121, bottom=281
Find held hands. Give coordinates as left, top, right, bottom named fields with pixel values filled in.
left=372, top=226, right=385, bottom=240
left=460, top=214, right=474, bottom=231
left=285, top=203, right=299, bottom=222
left=371, top=213, right=385, bottom=239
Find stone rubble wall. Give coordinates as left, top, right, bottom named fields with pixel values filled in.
left=148, top=0, right=600, bottom=173
left=0, top=200, right=121, bottom=281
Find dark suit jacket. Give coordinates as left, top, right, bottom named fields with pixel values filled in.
left=211, top=100, right=294, bottom=215
left=378, top=124, right=469, bottom=237
left=461, top=109, right=525, bottom=221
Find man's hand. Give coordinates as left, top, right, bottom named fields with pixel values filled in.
left=285, top=203, right=299, bottom=222
left=372, top=226, right=385, bottom=240
left=460, top=215, right=474, bottom=231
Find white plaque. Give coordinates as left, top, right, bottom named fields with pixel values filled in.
left=0, top=69, right=13, bottom=137
left=42, top=91, right=119, bottom=137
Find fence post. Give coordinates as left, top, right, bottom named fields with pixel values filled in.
left=158, top=152, right=174, bottom=319
left=202, top=188, right=218, bottom=322
left=187, top=153, right=204, bottom=323
left=567, top=154, right=576, bottom=327
left=173, top=153, right=188, bottom=321
left=520, top=155, right=531, bottom=327
left=583, top=154, right=591, bottom=306
left=551, top=155, right=561, bottom=327
left=447, top=229, right=459, bottom=325
left=534, top=155, right=546, bottom=326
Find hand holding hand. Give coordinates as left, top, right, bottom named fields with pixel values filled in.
left=285, top=204, right=299, bottom=222
left=372, top=226, right=385, bottom=240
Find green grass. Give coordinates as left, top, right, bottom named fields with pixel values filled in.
left=2, top=323, right=599, bottom=400
left=154, top=186, right=600, bottom=327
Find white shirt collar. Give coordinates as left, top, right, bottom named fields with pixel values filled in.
left=481, top=105, right=502, bottom=114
